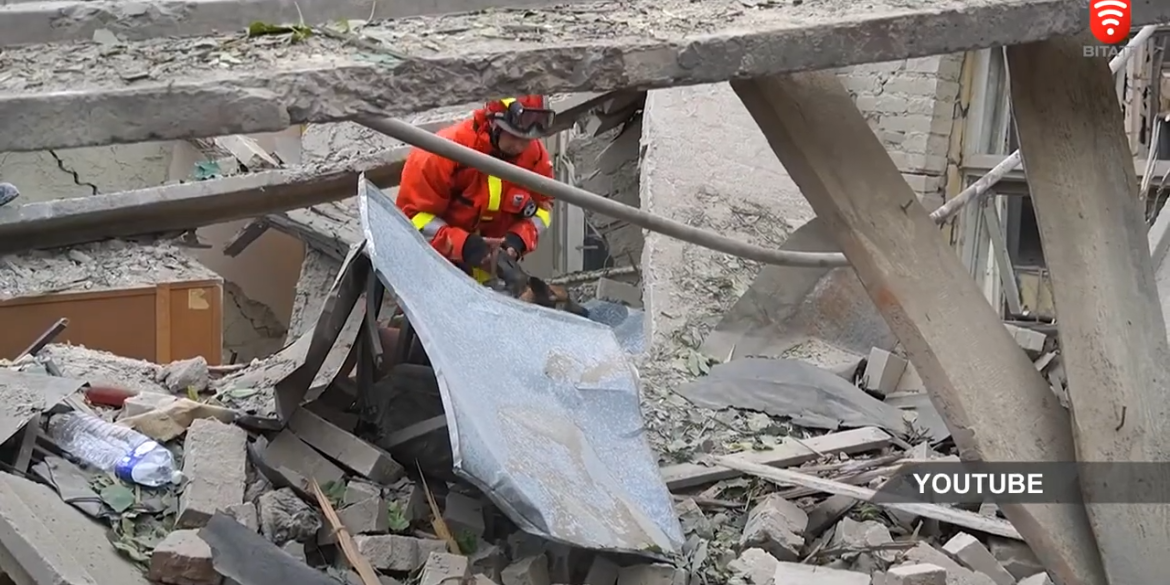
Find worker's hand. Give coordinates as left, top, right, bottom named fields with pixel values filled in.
left=481, top=237, right=506, bottom=270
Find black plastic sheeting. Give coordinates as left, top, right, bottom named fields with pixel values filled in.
left=358, top=177, right=682, bottom=554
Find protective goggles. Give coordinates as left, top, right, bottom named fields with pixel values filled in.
left=494, top=101, right=556, bottom=138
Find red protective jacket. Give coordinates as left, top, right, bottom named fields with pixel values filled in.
left=396, top=109, right=554, bottom=268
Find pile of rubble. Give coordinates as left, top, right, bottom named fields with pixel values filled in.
left=0, top=305, right=1064, bottom=585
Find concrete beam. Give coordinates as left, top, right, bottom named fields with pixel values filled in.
left=0, top=145, right=407, bottom=255
left=6, top=0, right=1170, bottom=152
left=730, top=71, right=1107, bottom=585
left=1008, top=34, right=1170, bottom=584
left=0, top=0, right=601, bottom=47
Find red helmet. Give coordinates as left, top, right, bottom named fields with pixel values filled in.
left=485, top=95, right=555, bottom=139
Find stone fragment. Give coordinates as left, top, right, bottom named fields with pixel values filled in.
left=354, top=534, right=448, bottom=572
left=225, top=502, right=258, bottom=532
left=443, top=491, right=486, bottom=537
left=583, top=555, right=620, bottom=585
left=1004, top=324, right=1046, bottom=355
left=942, top=533, right=1015, bottom=585
left=149, top=529, right=221, bottom=585
left=615, top=564, right=687, bottom=585
left=470, top=542, right=507, bottom=581
left=344, top=480, right=382, bottom=506
left=281, top=541, right=306, bottom=562
left=263, top=430, right=345, bottom=488
left=675, top=497, right=714, bottom=539
left=739, top=493, right=807, bottom=561
left=259, top=488, right=321, bottom=544
left=830, top=517, right=893, bottom=550
left=473, top=576, right=500, bottom=585
left=805, top=494, right=856, bottom=539
left=288, top=408, right=404, bottom=484
left=502, top=555, right=551, bottom=585
left=987, top=536, right=1044, bottom=581
left=728, top=548, right=780, bottom=585
left=506, top=531, right=548, bottom=559
left=881, top=564, right=947, bottom=585
left=903, top=544, right=997, bottom=585
left=771, top=561, right=870, bottom=585
left=1018, top=574, right=1053, bottom=585
left=596, top=277, right=642, bottom=307
left=178, top=419, right=247, bottom=528
left=160, top=356, right=210, bottom=393
left=320, top=496, right=389, bottom=543
left=863, top=348, right=907, bottom=396
left=419, top=551, right=472, bottom=585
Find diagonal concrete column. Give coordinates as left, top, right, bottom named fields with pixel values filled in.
left=730, top=72, right=1106, bottom=585
left=1008, top=34, right=1170, bottom=585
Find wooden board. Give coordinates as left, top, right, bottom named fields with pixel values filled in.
left=0, top=280, right=223, bottom=364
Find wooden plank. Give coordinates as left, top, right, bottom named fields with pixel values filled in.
left=13, top=414, right=39, bottom=473
left=730, top=70, right=1106, bottom=585
left=980, top=196, right=1023, bottom=315
left=223, top=219, right=272, bottom=257
left=5, top=1, right=1170, bottom=152
left=660, top=427, right=891, bottom=490
left=1008, top=34, right=1170, bottom=585
left=155, top=283, right=172, bottom=363
left=714, top=456, right=1022, bottom=540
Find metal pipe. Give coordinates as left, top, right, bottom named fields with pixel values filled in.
left=931, top=25, right=1159, bottom=223
left=358, top=117, right=849, bottom=268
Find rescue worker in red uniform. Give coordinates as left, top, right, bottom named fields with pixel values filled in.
left=396, top=95, right=556, bottom=283
left=378, top=96, right=557, bottom=368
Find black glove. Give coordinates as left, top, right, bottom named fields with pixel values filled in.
left=461, top=234, right=490, bottom=268
left=503, top=233, right=527, bottom=257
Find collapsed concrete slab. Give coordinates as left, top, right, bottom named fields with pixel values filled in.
left=0, top=0, right=601, bottom=47
left=6, top=0, right=1169, bottom=152
left=0, top=472, right=151, bottom=585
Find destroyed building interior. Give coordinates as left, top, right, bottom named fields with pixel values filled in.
left=2, top=1, right=1170, bottom=585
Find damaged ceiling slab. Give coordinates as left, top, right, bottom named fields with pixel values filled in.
left=360, top=177, right=683, bottom=553
left=7, top=0, right=1170, bottom=151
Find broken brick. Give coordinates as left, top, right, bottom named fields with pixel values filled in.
left=177, top=418, right=247, bottom=529
left=881, top=564, right=946, bottom=585
left=904, top=544, right=996, bottom=585
left=281, top=541, right=307, bottom=563
left=344, top=480, right=382, bottom=506
left=863, top=348, right=907, bottom=396
left=729, top=548, right=780, bottom=585
left=469, top=542, right=507, bottom=581
left=771, top=561, right=870, bottom=585
left=987, top=536, right=1044, bottom=581
left=225, top=502, right=258, bottom=532
left=1019, top=574, right=1054, bottom=585
left=615, top=564, right=686, bottom=585
left=149, top=529, right=221, bottom=585
left=121, top=393, right=178, bottom=418
left=739, top=493, right=808, bottom=562
left=443, top=491, right=486, bottom=538
left=354, top=534, right=448, bottom=572
left=501, top=555, right=551, bottom=585
left=288, top=407, right=404, bottom=484
left=263, top=430, right=345, bottom=488
left=942, top=533, right=1015, bottom=585
left=160, top=356, right=210, bottom=394
left=327, top=496, right=390, bottom=542
left=419, top=551, right=471, bottom=585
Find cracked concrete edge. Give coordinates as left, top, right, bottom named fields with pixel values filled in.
left=8, top=0, right=1167, bottom=152
left=0, top=145, right=411, bottom=255
left=0, top=0, right=601, bottom=47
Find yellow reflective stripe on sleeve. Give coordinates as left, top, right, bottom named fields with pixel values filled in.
left=410, top=212, right=446, bottom=240
left=530, top=206, right=551, bottom=235
left=472, top=268, right=493, bottom=284
left=483, top=176, right=503, bottom=220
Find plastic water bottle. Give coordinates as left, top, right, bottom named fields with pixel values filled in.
left=47, top=412, right=183, bottom=487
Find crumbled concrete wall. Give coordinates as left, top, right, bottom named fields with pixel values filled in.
left=0, top=143, right=171, bottom=201
left=222, top=281, right=288, bottom=363
left=286, top=249, right=342, bottom=344
left=640, top=56, right=965, bottom=349
left=567, top=120, right=644, bottom=268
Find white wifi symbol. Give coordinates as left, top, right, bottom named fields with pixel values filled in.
left=1094, top=0, right=1128, bottom=36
